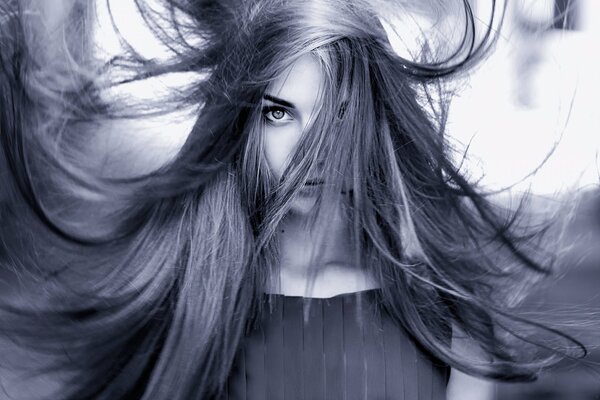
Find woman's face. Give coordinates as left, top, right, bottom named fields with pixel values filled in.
left=262, top=54, right=324, bottom=214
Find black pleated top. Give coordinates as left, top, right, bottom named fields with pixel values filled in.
left=225, top=289, right=449, bottom=400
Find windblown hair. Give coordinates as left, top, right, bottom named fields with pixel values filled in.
left=0, top=0, right=585, bottom=399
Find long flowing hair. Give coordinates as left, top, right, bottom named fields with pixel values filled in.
left=0, top=0, right=585, bottom=399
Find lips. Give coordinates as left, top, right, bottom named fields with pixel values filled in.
left=304, top=179, right=325, bottom=186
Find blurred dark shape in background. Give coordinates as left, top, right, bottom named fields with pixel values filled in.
left=496, top=188, right=600, bottom=400
left=512, top=0, right=580, bottom=107
left=554, top=0, right=579, bottom=30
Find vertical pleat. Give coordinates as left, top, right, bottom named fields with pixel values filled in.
left=417, top=343, right=433, bottom=400
left=244, top=321, right=266, bottom=399
left=382, top=309, right=405, bottom=399
left=264, top=296, right=284, bottom=400
left=323, top=296, right=344, bottom=399
left=283, top=297, right=304, bottom=400
left=303, top=299, right=325, bottom=399
left=343, top=294, right=366, bottom=400
left=400, top=328, right=418, bottom=400
left=363, top=302, right=386, bottom=400
left=225, top=290, right=449, bottom=400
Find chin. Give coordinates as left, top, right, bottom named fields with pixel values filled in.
left=288, top=196, right=318, bottom=216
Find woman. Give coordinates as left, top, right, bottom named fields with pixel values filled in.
left=0, top=0, right=584, bottom=399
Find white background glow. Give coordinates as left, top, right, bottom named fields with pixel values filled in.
left=94, top=0, right=600, bottom=194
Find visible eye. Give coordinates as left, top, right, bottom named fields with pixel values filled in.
left=262, top=106, right=294, bottom=124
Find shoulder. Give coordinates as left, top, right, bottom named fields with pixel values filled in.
left=446, top=323, right=496, bottom=400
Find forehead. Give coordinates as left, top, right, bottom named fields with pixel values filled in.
left=266, top=54, right=324, bottom=113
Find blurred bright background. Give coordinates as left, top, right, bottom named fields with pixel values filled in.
left=93, top=0, right=600, bottom=195
left=92, top=1, right=600, bottom=398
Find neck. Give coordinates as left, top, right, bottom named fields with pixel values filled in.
left=268, top=208, right=379, bottom=298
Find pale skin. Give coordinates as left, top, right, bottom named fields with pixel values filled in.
left=262, top=54, right=496, bottom=400
left=31, top=3, right=496, bottom=397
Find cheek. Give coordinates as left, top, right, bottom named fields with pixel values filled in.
left=263, top=126, right=301, bottom=180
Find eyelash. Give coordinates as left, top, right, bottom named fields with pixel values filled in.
left=261, top=105, right=292, bottom=124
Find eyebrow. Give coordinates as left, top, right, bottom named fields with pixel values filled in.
left=263, top=94, right=296, bottom=109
